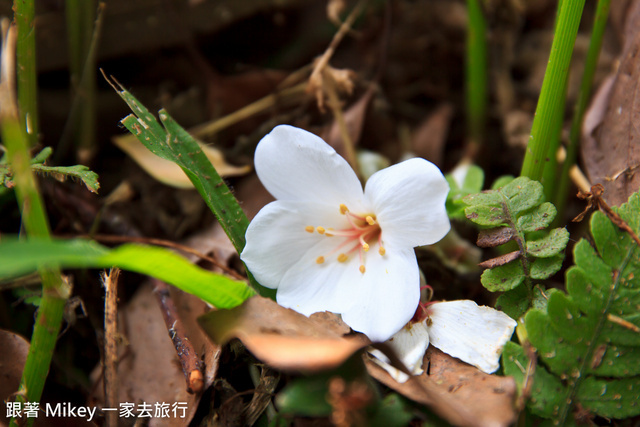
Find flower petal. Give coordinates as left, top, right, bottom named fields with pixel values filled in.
left=241, top=200, right=349, bottom=289
left=364, top=157, right=450, bottom=248
left=255, top=125, right=365, bottom=208
left=368, top=321, right=430, bottom=383
left=275, top=238, right=366, bottom=316
left=340, top=248, right=421, bottom=342
left=425, top=300, right=516, bottom=374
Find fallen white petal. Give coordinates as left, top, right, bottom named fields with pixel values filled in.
left=369, top=321, right=430, bottom=383
left=425, top=300, right=516, bottom=374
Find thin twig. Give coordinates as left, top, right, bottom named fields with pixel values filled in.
left=151, top=278, right=204, bottom=394
left=102, top=268, right=120, bottom=427
left=573, top=184, right=640, bottom=247
left=308, top=0, right=368, bottom=106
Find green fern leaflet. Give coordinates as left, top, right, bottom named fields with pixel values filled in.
left=503, top=191, right=640, bottom=424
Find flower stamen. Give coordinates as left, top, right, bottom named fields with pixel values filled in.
left=311, top=204, right=384, bottom=273
left=305, top=225, right=315, bottom=233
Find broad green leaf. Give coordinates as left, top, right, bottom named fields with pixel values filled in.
left=0, top=238, right=254, bottom=309
left=526, top=228, right=569, bottom=258
left=480, top=261, right=524, bottom=292
left=517, top=202, right=557, bottom=232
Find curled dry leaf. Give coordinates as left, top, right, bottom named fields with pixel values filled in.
left=112, top=134, right=250, bottom=189
left=198, top=296, right=370, bottom=372
left=0, top=330, right=29, bottom=427
left=581, top=1, right=640, bottom=206
left=365, top=346, right=517, bottom=427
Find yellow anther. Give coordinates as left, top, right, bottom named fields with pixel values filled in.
left=339, top=204, right=349, bottom=214
left=362, top=243, right=370, bottom=252
left=378, top=247, right=386, bottom=256
left=359, top=265, right=366, bottom=274
left=317, top=226, right=326, bottom=234
left=337, top=253, right=348, bottom=263
left=305, top=226, right=314, bottom=233
left=316, top=256, right=325, bottom=264
left=365, top=215, right=376, bottom=225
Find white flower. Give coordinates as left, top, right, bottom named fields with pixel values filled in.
left=369, top=300, right=517, bottom=382
left=241, top=125, right=450, bottom=342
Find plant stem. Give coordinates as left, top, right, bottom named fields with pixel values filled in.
left=520, top=0, right=585, bottom=199
left=465, top=0, right=487, bottom=158
left=2, top=22, right=68, bottom=427
left=555, top=0, right=610, bottom=221
left=4, top=105, right=69, bottom=427
left=14, top=0, right=38, bottom=146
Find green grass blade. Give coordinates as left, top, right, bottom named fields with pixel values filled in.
left=0, top=239, right=256, bottom=309
left=106, top=75, right=274, bottom=298
left=520, top=0, right=586, bottom=199
left=555, top=0, right=610, bottom=220
left=465, top=0, right=488, bottom=154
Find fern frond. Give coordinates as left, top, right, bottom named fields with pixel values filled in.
left=462, top=176, right=569, bottom=318
left=504, top=191, right=640, bottom=424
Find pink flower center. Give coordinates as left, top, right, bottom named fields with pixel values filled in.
left=305, top=204, right=386, bottom=274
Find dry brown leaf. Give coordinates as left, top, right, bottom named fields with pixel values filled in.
left=478, top=250, right=521, bottom=269
left=112, top=134, right=251, bottom=189
left=198, top=296, right=370, bottom=373
left=410, top=103, right=453, bottom=167
left=322, top=83, right=374, bottom=157
left=366, top=346, right=517, bottom=427
left=581, top=1, right=640, bottom=206
left=477, top=227, right=516, bottom=248
left=91, top=285, right=217, bottom=427
left=0, top=330, right=29, bottom=427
